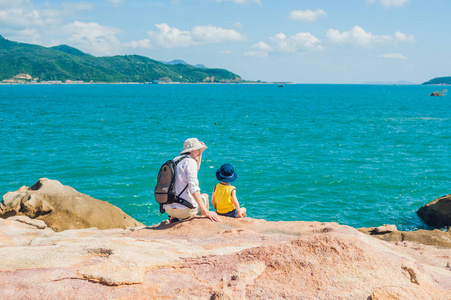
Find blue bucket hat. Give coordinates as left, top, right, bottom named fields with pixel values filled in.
left=216, top=164, right=237, bottom=182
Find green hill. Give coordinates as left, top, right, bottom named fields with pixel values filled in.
left=51, top=45, right=92, bottom=57
left=422, top=76, right=451, bottom=85
left=0, top=35, right=243, bottom=83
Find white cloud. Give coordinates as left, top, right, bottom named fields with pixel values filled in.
left=246, top=32, right=323, bottom=57
left=245, top=41, right=273, bottom=57
left=192, top=25, right=246, bottom=43
left=368, top=0, right=410, bottom=8
left=5, top=28, right=41, bottom=44
left=378, top=53, right=407, bottom=59
left=124, top=39, right=152, bottom=49
left=244, top=50, right=267, bottom=57
left=327, top=26, right=413, bottom=47
left=147, top=23, right=195, bottom=48
left=271, top=32, right=323, bottom=52
left=0, top=0, right=93, bottom=46
left=0, top=1, right=92, bottom=29
left=253, top=41, right=273, bottom=52
left=63, top=21, right=122, bottom=55
left=394, top=31, right=415, bottom=42
left=144, top=23, right=246, bottom=49
left=0, top=0, right=48, bottom=29
left=289, top=9, right=327, bottom=22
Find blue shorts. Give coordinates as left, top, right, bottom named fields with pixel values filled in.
left=218, top=209, right=238, bottom=218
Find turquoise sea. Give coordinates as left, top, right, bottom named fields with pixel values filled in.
left=0, top=84, right=449, bottom=230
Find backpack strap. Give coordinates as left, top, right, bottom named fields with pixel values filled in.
left=171, top=155, right=195, bottom=209
left=174, top=184, right=194, bottom=209
left=174, top=154, right=189, bottom=164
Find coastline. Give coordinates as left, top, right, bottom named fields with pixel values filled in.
left=4, top=81, right=449, bottom=85
left=2, top=178, right=449, bottom=235
left=0, top=81, right=294, bottom=85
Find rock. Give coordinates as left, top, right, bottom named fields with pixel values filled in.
left=358, top=224, right=398, bottom=235
left=0, top=216, right=55, bottom=247
left=10, top=216, right=48, bottom=229
left=0, top=217, right=450, bottom=299
left=373, top=224, right=398, bottom=233
left=0, top=178, right=144, bottom=231
left=77, top=256, right=145, bottom=286
left=417, top=194, right=451, bottom=228
left=359, top=225, right=451, bottom=248
left=374, top=229, right=451, bottom=248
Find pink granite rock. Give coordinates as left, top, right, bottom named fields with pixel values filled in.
left=0, top=217, right=450, bottom=299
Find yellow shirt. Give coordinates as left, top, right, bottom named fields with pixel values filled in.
left=213, top=183, right=236, bottom=214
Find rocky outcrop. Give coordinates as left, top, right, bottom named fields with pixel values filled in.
left=1, top=181, right=451, bottom=298
left=417, top=194, right=451, bottom=228
left=358, top=224, right=451, bottom=247
left=0, top=178, right=143, bottom=231
left=1, top=216, right=450, bottom=299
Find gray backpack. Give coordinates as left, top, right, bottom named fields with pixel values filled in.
left=154, top=155, right=194, bottom=213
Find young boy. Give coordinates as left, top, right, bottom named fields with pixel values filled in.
left=211, top=164, right=246, bottom=218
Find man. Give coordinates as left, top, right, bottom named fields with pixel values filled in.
left=163, top=138, right=221, bottom=223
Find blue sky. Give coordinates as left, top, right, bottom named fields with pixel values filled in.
left=1, top=0, right=450, bottom=83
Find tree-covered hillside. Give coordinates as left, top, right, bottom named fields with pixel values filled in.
left=0, top=35, right=243, bottom=83
left=422, top=76, right=451, bottom=85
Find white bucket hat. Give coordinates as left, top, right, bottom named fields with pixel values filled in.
left=180, top=138, right=207, bottom=154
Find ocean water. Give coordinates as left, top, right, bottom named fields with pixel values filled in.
left=0, top=84, right=449, bottom=231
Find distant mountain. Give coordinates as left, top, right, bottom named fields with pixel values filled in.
left=0, top=36, right=242, bottom=83
left=422, top=76, right=451, bottom=85
left=162, top=59, right=207, bottom=69
left=162, top=59, right=188, bottom=65
left=51, top=45, right=92, bottom=57
left=194, top=64, right=207, bottom=69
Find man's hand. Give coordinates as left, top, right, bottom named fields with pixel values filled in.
left=199, top=141, right=206, bottom=153
left=192, top=191, right=220, bottom=222
left=204, top=210, right=221, bottom=222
